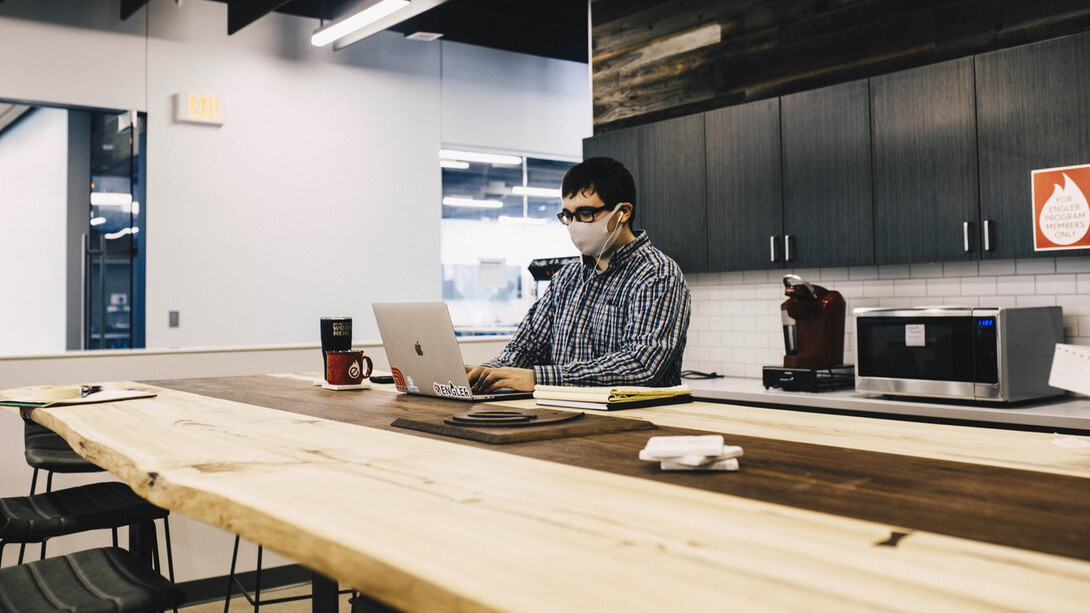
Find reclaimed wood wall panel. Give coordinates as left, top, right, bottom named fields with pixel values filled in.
left=591, top=0, right=1090, bottom=131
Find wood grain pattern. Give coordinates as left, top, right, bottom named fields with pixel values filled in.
left=5, top=377, right=1090, bottom=611
left=781, top=79, right=874, bottom=267
left=390, top=411, right=656, bottom=444
left=705, top=97, right=785, bottom=271
left=591, top=0, right=1090, bottom=131
left=975, top=30, right=1090, bottom=260
left=145, top=376, right=1090, bottom=561
left=637, top=114, right=708, bottom=272
left=871, top=57, right=980, bottom=264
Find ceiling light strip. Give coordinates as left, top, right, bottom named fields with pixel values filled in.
left=443, top=197, right=504, bottom=209
left=440, top=149, right=523, bottom=166
left=311, top=0, right=409, bottom=47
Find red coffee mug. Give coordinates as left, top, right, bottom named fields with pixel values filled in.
left=325, top=350, right=373, bottom=385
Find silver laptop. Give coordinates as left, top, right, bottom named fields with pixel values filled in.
left=372, top=301, right=533, bottom=402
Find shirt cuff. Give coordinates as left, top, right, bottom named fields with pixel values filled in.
left=534, top=365, right=562, bottom=386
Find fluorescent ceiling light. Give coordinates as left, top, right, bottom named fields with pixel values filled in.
left=498, top=216, right=547, bottom=225
left=406, top=31, right=443, bottom=41
left=90, top=192, right=133, bottom=207
left=311, top=0, right=409, bottom=47
left=104, top=227, right=139, bottom=240
left=512, top=186, right=562, bottom=198
left=439, top=149, right=522, bottom=166
left=440, top=160, right=470, bottom=170
left=443, top=197, right=503, bottom=209
left=90, top=217, right=107, bottom=226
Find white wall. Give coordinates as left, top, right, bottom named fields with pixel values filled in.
left=0, top=108, right=68, bottom=355
left=143, top=0, right=443, bottom=349
left=0, top=0, right=592, bottom=353
left=0, top=0, right=590, bottom=585
left=440, top=42, right=591, bottom=158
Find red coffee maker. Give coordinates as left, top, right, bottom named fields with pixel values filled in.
left=780, top=274, right=845, bottom=368
left=764, top=275, right=852, bottom=391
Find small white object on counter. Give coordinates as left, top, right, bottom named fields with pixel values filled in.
left=1050, top=344, right=1090, bottom=397
left=640, top=435, right=743, bottom=471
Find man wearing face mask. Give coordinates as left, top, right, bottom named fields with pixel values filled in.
left=467, top=157, right=691, bottom=393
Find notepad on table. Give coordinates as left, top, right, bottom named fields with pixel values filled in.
left=533, top=384, right=692, bottom=411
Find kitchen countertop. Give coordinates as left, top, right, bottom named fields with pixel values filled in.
left=690, top=377, right=1090, bottom=432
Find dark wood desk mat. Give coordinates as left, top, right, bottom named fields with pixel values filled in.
left=148, top=375, right=1090, bottom=563
left=392, top=409, right=656, bottom=443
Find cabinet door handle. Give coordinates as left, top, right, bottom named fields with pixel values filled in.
left=784, top=234, right=793, bottom=262
left=770, top=236, right=778, bottom=262
left=963, top=221, right=972, bottom=252
left=983, top=219, right=992, bottom=252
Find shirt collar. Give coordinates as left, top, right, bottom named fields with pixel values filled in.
left=581, top=229, right=649, bottom=272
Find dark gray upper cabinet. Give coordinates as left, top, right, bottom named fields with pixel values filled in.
left=781, top=80, right=874, bottom=268
left=582, top=126, right=640, bottom=182
left=976, top=31, right=1090, bottom=260
left=871, top=58, right=980, bottom=265
left=706, top=98, right=784, bottom=271
left=637, top=115, right=708, bottom=272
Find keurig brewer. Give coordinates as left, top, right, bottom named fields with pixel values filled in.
left=763, top=275, right=853, bottom=392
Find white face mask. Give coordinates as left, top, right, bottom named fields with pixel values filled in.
left=568, top=208, right=623, bottom=259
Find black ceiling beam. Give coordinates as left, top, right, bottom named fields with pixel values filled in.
left=120, top=0, right=151, bottom=20
left=227, top=0, right=296, bottom=35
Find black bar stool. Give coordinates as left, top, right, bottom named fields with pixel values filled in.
left=0, top=546, right=185, bottom=613
left=224, top=539, right=356, bottom=612
left=0, top=481, right=176, bottom=606
left=23, top=418, right=106, bottom=495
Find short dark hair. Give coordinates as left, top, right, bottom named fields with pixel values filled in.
left=561, top=157, right=637, bottom=225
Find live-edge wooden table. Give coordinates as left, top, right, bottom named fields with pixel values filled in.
left=5, top=374, right=1090, bottom=612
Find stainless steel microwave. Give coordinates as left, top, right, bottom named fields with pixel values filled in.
left=854, top=306, right=1064, bottom=402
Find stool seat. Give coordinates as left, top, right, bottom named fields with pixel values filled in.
left=0, top=482, right=168, bottom=543
left=0, top=546, right=185, bottom=613
left=23, top=421, right=103, bottom=473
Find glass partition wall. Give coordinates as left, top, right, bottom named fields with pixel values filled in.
left=0, top=101, right=145, bottom=355
left=86, top=109, right=146, bottom=350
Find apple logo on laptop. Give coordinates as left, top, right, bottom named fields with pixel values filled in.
left=414, top=341, right=423, bottom=356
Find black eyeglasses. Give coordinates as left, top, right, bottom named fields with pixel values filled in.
left=556, top=205, right=613, bottom=225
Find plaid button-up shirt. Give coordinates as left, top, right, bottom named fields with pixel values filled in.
left=483, top=231, right=691, bottom=387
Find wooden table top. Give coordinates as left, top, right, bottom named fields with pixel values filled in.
left=5, top=375, right=1090, bottom=612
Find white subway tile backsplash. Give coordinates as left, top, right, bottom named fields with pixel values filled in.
left=996, top=275, right=1035, bottom=295
left=849, top=266, right=879, bottom=280
left=894, top=279, right=928, bottom=297
left=718, top=271, right=747, bottom=285
left=878, top=264, right=912, bottom=279
left=1035, top=274, right=1078, bottom=294
left=683, top=256, right=1088, bottom=379
left=1016, top=258, right=1055, bottom=274
left=743, top=301, right=768, bottom=316
left=863, top=280, right=896, bottom=298
left=819, top=267, right=850, bottom=281
left=961, top=276, right=997, bottom=296
left=978, top=260, right=1017, bottom=276
left=743, top=270, right=769, bottom=284
left=1016, top=294, right=1056, bottom=307
left=732, top=286, right=757, bottom=300
left=1055, top=256, right=1090, bottom=273
left=744, top=332, right=768, bottom=348
left=926, top=278, right=961, bottom=296
left=911, top=263, right=944, bottom=278
left=1078, top=273, right=1090, bottom=294
left=943, top=261, right=978, bottom=277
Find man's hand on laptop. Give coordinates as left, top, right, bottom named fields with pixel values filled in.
left=466, top=365, right=535, bottom=393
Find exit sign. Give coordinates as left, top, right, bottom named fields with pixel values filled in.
left=174, top=92, right=224, bottom=126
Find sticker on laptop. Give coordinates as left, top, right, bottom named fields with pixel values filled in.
left=391, top=367, right=413, bottom=393
left=433, top=381, right=472, bottom=399
left=405, top=375, right=420, bottom=393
